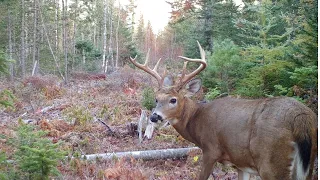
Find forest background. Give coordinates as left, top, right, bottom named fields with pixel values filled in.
left=0, top=0, right=317, bottom=179
left=0, top=0, right=317, bottom=107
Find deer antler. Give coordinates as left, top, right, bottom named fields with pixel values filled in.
left=129, top=49, right=164, bottom=87
left=177, top=41, right=207, bottom=88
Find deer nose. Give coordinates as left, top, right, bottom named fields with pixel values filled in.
left=150, top=113, right=163, bottom=122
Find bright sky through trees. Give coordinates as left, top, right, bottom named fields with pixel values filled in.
left=119, top=0, right=243, bottom=33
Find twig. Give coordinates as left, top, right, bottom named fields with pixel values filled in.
left=97, top=118, right=115, bottom=135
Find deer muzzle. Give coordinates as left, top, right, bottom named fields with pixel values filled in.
left=150, top=113, right=163, bottom=123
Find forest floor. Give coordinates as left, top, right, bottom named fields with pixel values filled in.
left=0, top=66, right=272, bottom=180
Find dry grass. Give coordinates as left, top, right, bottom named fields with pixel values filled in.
left=0, top=69, right=260, bottom=180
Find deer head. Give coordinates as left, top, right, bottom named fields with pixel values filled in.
left=129, top=41, right=206, bottom=125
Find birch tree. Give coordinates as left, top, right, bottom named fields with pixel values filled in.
left=20, top=0, right=26, bottom=78
left=115, top=2, right=120, bottom=69
left=62, top=0, right=68, bottom=83
left=55, top=0, right=59, bottom=53
left=102, top=0, right=108, bottom=73
left=31, top=0, right=39, bottom=76
left=108, top=0, right=114, bottom=71
left=72, top=0, right=78, bottom=71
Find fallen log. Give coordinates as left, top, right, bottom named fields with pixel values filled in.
left=80, top=147, right=200, bottom=161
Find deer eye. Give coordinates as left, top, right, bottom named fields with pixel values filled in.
left=155, top=99, right=158, bottom=103
left=169, top=98, right=177, bottom=104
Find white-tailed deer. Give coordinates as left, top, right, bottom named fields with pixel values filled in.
left=130, top=42, right=317, bottom=180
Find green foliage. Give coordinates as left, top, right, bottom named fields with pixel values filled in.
left=169, top=0, right=318, bottom=107
left=202, top=0, right=241, bottom=48
left=0, top=151, right=5, bottom=172
left=4, top=123, right=66, bottom=180
left=0, top=150, right=19, bottom=180
left=204, top=87, right=221, bottom=100
left=236, top=1, right=289, bottom=46
left=141, top=87, right=155, bottom=110
left=234, top=67, right=265, bottom=97
left=98, top=104, right=109, bottom=119
left=63, top=106, right=93, bottom=127
left=235, top=60, right=293, bottom=97
left=289, top=66, right=317, bottom=91
left=74, top=40, right=102, bottom=72
left=75, top=40, right=93, bottom=53
left=273, top=85, right=288, bottom=96
left=289, top=0, right=318, bottom=67
left=170, top=16, right=206, bottom=58
left=0, top=151, right=9, bottom=180
left=201, top=39, right=245, bottom=93
left=0, top=50, right=9, bottom=75
left=0, top=89, right=15, bottom=108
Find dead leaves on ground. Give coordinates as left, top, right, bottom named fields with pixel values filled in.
left=104, top=158, right=147, bottom=180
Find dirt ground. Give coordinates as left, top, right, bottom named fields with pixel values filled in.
left=0, top=67, right=308, bottom=180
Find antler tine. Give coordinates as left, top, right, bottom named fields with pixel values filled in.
left=153, top=58, right=162, bottom=72
left=177, top=41, right=207, bottom=86
left=180, top=61, right=188, bottom=82
left=144, top=49, right=151, bottom=66
left=129, top=50, right=163, bottom=87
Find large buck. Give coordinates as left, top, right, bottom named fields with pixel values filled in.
left=130, top=42, right=317, bottom=180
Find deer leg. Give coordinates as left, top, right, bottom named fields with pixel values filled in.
left=198, top=150, right=219, bottom=180
left=237, top=169, right=250, bottom=180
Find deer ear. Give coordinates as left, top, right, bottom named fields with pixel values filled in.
left=163, top=75, right=174, bottom=87
left=185, top=78, right=201, bottom=97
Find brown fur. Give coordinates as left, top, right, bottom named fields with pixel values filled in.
left=155, top=90, right=317, bottom=180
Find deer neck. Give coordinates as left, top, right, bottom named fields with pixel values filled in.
left=171, top=97, right=200, bottom=144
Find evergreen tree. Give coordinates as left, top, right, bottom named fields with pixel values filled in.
left=200, top=0, right=240, bottom=50
left=201, top=39, right=244, bottom=94
left=14, top=123, right=66, bottom=180
left=233, top=1, right=295, bottom=97
left=135, top=14, right=146, bottom=54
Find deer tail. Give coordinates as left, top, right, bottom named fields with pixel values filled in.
left=292, top=113, right=317, bottom=180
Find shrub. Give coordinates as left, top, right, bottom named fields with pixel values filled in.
left=273, top=85, right=288, bottom=96
left=289, top=66, right=317, bottom=92
left=0, top=151, right=14, bottom=180
left=141, top=87, right=156, bottom=111
left=204, top=87, right=221, bottom=100
left=201, top=39, right=245, bottom=94
left=63, top=106, right=93, bottom=128
left=0, top=89, right=15, bottom=108
left=3, top=122, right=66, bottom=180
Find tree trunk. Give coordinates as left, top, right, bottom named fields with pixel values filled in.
left=55, top=0, right=59, bottom=53
left=54, top=0, right=59, bottom=75
left=32, top=0, right=39, bottom=76
left=82, top=48, right=85, bottom=65
left=93, top=0, right=97, bottom=47
left=80, top=147, right=200, bottom=161
left=20, top=0, right=26, bottom=78
left=62, top=0, right=68, bottom=84
left=102, top=0, right=108, bottom=73
left=39, top=1, right=65, bottom=81
left=115, top=1, right=120, bottom=69
left=7, top=8, right=14, bottom=81
left=72, top=0, right=78, bottom=71
left=108, top=0, right=114, bottom=71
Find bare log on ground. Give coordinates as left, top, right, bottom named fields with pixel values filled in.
left=81, top=147, right=200, bottom=161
